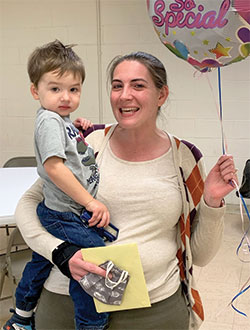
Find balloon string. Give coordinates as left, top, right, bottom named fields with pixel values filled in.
left=205, top=71, right=250, bottom=317
left=205, top=69, right=228, bottom=155
left=231, top=281, right=250, bottom=318
left=233, top=179, right=250, bottom=261
left=217, top=67, right=226, bottom=155
left=216, top=180, right=250, bottom=319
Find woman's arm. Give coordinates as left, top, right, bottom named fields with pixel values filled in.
left=190, top=197, right=225, bottom=266
left=15, top=178, right=63, bottom=262
left=190, top=154, right=237, bottom=266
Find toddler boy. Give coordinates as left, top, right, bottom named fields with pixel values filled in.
left=3, top=40, right=109, bottom=330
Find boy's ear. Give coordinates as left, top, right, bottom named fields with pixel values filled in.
left=30, top=84, right=40, bottom=100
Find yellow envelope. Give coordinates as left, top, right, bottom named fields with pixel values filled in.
left=81, top=243, right=151, bottom=312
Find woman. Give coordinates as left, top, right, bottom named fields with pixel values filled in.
left=15, top=52, right=237, bottom=330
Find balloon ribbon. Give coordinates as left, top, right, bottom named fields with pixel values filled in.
left=217, top=67, right=226, bottom=155
left=216, top=68, right=250, bottom=317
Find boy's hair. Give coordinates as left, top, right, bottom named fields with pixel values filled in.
left=27, top=40, right=85, bottom=87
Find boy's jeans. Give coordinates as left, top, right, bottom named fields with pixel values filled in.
left=15, top=201, right=108, bottom=330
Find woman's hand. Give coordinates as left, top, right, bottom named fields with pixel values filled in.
left=204, top=154, right=238, bottom=208
left=68, top=250, right=107, bottom=281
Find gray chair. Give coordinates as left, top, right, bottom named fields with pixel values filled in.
left=3, top=156, right=37, bottom=168
left=2, top=156, right=37, bottom=235
left=0, top=156, right=35, bottom=302
left=0, top=228, right=32, bottom=304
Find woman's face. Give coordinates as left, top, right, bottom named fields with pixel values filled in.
left=110, top=60, right=168, bottom=130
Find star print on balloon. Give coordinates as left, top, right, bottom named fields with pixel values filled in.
left=147, top=0, right=250, bottom=72
left=209, top=42, right=232, bottom=59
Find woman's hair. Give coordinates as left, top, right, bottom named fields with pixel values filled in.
left=107, top=51, right=168, bottom=90
left=27, top=40, right=85, bottom=87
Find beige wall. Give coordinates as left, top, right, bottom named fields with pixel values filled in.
left=0, top=0, right=249, bottom=205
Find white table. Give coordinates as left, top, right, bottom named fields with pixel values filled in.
left=0, top=167, right=38, bottom=225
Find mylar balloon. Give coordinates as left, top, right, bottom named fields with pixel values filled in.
left=147, top=0, right=250, bottom=72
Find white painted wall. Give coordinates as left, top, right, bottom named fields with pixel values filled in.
left=0, top=0, right=249, bottom=205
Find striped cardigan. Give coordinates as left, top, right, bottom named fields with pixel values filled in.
left=85, top=124, right=224, bottom=330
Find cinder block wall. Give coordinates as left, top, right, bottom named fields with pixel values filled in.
left=0, top=0, right=249, bottom=205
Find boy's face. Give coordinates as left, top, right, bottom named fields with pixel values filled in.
left=30, top=70, right=82, bottom=117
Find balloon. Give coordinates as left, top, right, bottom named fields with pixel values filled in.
left=234, top=0, right=250, bottom=25
left=147, top=0, right=250, bottom=72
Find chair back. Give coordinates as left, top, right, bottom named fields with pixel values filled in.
left=3, top=156, right=37, bottom=168
left=0, top=157, right=35, bottom=302
left=0, top=228, right=32, bottom=303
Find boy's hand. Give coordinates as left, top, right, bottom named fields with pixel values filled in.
left=73, top=117, right=93, bottom=130
left=85, top=199, right=110, bottom=228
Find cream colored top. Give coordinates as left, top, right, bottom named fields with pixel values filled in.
left=97, top=143, right=182, bottom=303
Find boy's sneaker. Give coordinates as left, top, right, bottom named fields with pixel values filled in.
left=2, top=309, right=35, bottom=330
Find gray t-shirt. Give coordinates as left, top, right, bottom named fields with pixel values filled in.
left=34, top=108, right=99, bottom=215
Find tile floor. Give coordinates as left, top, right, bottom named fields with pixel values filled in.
left=195, top=205, right=250, bottom=330
left=0, top=204, right=250, bottom=330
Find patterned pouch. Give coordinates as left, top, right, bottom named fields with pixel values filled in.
left=79, top=260, right=129, bottom=305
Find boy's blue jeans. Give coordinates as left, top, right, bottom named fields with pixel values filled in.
left=15, top=201, right=108, bottom=330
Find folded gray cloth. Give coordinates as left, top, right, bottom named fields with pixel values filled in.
left=79, top=260, right=129, bottom=305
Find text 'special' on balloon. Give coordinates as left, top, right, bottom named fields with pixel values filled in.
left=147, top=0, right=250, bottom=72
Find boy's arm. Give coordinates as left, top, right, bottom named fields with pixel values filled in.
left=44, top=156, right=109, bottom=227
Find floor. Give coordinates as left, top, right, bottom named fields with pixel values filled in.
left=195, top=205, right=250, bottom=330
left=0, top=205, right=250, bottom=330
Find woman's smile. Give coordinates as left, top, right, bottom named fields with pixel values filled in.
left=119, top=107, right=140, bottom=114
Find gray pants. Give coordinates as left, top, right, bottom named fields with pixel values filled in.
left=35, top=285, right=189, bottom=330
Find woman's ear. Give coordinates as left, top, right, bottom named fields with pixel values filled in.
left=158, top=85, right=169, bottom=107
left=30, top=84, right=40, bottom=100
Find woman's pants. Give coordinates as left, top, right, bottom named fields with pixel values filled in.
left=35, top=285, right=189, bottom=330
